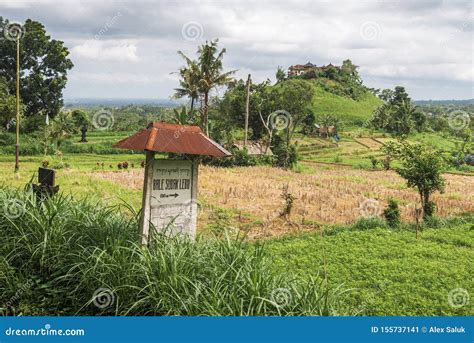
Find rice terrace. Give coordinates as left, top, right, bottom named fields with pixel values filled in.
left=0, top=0, right=473, bottom=325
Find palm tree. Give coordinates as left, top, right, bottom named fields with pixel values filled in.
left=197, top=39, right=235, bottom=135
left=392, top=100, right=415, bottom=135
left=174, top=55, right=200, bottom=112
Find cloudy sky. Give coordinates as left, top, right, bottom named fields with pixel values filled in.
left=1, top=0, right=472, bottom=100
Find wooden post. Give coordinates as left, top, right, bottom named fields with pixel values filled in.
left=140, top=151, right=155, bottom=245
left=14, top=37, right=20, bottom=173
left=244, top=74, right=251, bottom=146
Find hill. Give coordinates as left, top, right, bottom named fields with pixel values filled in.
left=309, top=82, right=381, bottom=124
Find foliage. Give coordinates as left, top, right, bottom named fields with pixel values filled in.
left=370, top=87, right=426, bottom=135
left=316, top=113, right=341, bottom=129
left=302, top=111, right=316, bottom=134
left=383, top=199, right=401, bottom=227
left=0, top=17, right=73, bottom=119
left=170, top=106, right=197, bottom=125
left=71, top=109, right=90, bottom=142
left=0, top=188, right=348, bottom=316
left=275, top=66, right=286, bottom=83
left=0, top=76, right=16, bottom=129
left=267, top=217, right=474, bottom=315
left=48, top=110, right=74, bottom=148
left=271, top=134, right=298, bottom=168
left=177, top=39, right=235, bottom=135
left=202, top=146, right=273, bottom=168
left=383, top=140, right=445, bottom=218
left=173, top=58, right=201, bottom=111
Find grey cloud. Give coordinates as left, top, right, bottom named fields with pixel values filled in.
left=0, top=0, right=471, bottom=99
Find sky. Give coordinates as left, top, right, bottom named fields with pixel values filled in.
left=0, top=0, right=473, bottom=100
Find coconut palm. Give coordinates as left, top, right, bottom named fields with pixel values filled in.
left=174, top=55, right=201, bottom=112
left=197, top=39, right=235, bottom=135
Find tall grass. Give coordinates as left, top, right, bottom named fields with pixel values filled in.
left=0, top=187, right=350, bottom=316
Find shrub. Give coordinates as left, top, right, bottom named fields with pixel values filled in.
left=0, top=187, right=349, bottom=316
left=383, top=199, right=401, bottom=227
left=423, top=201, right=437, bottom=218
left=370, top=156, right=379, bottom=169
left=272, top=135, right=298, bottom=168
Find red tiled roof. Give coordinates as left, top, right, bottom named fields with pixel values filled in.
left=113, top=122, right=231, bottom=157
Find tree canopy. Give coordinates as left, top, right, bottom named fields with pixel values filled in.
left=0, top=17, right=74, bottom=119
left=383, top=140, right=445, bottom=218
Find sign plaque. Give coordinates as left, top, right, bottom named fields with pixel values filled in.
left=141, top=155, right=198, bottom=243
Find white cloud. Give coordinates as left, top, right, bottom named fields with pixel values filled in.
left=1, top=0, right=472, bottom=99
left=71, top=40, right=140, bottom=62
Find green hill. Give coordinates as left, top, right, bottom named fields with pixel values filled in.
left=310, top=82, right=382, bottom=124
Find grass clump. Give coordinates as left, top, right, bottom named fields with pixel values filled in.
left=0, top=187, right=349, bottom=316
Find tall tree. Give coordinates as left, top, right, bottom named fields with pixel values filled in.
left=174, top=55, right=201, bottom=112
left=0, top=18, right=74, bottom=119
left=196, top=39, right=235, bottom=135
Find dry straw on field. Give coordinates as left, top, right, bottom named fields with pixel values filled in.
left=92, top=166, right=474, bottom=238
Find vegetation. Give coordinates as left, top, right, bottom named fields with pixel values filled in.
left=0, top=17, right=73, bottom=119
left=0, top=188, right=348, bottom=316
left=0, top=17, right=472, bottom=319
left=175, top=39, right=235, bottom=135
left=370, top=86, right=425, bottom=135
left=383, top=140, right=446, bottom=219
left=383, top=199, right=401, bottom=227
left=267, top=215, right=474, bottom=316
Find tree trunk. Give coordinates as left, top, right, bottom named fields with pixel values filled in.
left=190, top=97, right=195, bottom=113
left=80, top=126, right=88, bottom=143
left=244, top=74, right=251, bottom=146
left=203, top=91, right=209, bottom=135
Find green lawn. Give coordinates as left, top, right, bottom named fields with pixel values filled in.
left=266, top=222, right=474, bottom=316
left=0, top=154, right=144, bottom=209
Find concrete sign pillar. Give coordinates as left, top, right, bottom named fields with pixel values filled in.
left=140, top=154, right=199, bottom=244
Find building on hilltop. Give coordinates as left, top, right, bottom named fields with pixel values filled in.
left=287, top=62, right=340, bottom=77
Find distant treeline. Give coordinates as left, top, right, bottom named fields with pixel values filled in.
left=414, top=99, right=474, bottom=106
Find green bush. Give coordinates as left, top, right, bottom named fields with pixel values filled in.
left=272, top=134, right=298, bottom=168
left=0, top=187, right=348, bottom=316
left=383, top=199, right=401, bottom=227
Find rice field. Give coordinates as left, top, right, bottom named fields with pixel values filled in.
left=92, top=165, right=474, bottom=238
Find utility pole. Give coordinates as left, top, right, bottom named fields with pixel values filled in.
left=14, top=35, right=20, bottom=173
left=244, top=74, right=251, bottom=146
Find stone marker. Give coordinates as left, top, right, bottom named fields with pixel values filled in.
left=113, top=122, right=230, bottom=244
